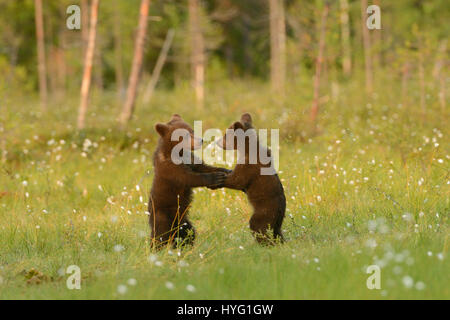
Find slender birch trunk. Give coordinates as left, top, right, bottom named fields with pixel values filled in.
left=339, top=0, right=351, bottom=76
left=372, top=0, right=382, bottom=69
left=432, top=40, right=447, bottom=111
left=113, top=0, right=124, bottom=98
left=143, top=29, right=175, bottom=104
left=269, top=0, right=286, bottom=94
left=189, top=0, right=205, bottom=109
left=34, top=0, right=48, bottom=110
left=310, top=2, right=330, bottom=124
left=418, top=47, right=426, bottom=115
left=77, top=0, right=99, bottom=129
left=401, top=61, right=410, bottom=106
left=119, top=0, right=151, bottom=127
left=361, top=0, right=373, bottom=94
left=81, top=0, right=89, bottom=59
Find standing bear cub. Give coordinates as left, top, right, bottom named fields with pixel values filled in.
left=149, top=114, right=229, bottom=249
left=215, top=113, right=286, bottom=244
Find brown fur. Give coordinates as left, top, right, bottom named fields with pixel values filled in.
left=149, top=114, right=230, bottom=249
left=214, top=113, right=286, bottom=244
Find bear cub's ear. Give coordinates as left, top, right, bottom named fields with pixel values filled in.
left=240, top=113, right=252, bottom=125
left=232, top=121, right=244, bottom=131
left=155, top=123, right=169, bottom=136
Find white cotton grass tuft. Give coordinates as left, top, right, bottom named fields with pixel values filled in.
left=127, top=278, right=137, bottom=286
left=114, top=244, right=125, bottom=252
left=165, top=281, right=175, bottom=290
left=415, top=281, right=426, bottom=290
left=402, top=276, right=414, bottom=289
left=177, top=260, right=188, bottom=268
left=186, top=284, right=196, bottom=293
left=117, top=284, right=127, bottom=295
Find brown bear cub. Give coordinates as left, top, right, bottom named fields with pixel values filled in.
left=215, top=113, right=286, bottom=244
left=149, top=114, right=230, bottom=249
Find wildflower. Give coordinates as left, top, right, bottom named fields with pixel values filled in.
left=127, top=278, right=137, bottom=286
left=402, top=213, right=413, bottom=222
left=117, top=285, right=127, bottom=295
left=165, top=281, right=174, bottom=290
left=114, top=244, right=125, bottom=252
left=186, top=284, right=196, bottom=293
left=365, top=238, right=377, bottom=249
left=177, top=260, right=188, bottom=268
left=402, top=276, right=414, bottom=289
left=415, top=282, right=426, bottom=290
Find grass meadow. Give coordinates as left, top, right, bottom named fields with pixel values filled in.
left=0, top=78, right=448, bottom=299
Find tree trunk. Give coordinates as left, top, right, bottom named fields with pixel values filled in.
left=339, top=0, right=351, bottom=76
left=143, top=29, right=175, bottom=104
left=269, top=0, right=286, bottom=95
left=432, top=40, right=447, bottom=79
left=372, top=0, right=382, bottom=69
left=77, top=0, right=99, bottom=129
left=58, top=28, right=67, bottom=96
left=81, top=0, right=89, bottom=59
left=34, top=0, right=48, bottom=110
left=438, top=71, right=446, bottom=112
left=113, top=0, right=125, bottom=99
left=310, top=2, right=330, bottom=124
left=119, top=0, right=150, bottom=127
left=361, top=0, right=373, bottom=94
left=432, top=40, right=447, bottom=111
left=189, top=0, right=205, bottom=109
left=401, top=61, right=410, bottom=106
left=418, top=47, right=426, bottom=115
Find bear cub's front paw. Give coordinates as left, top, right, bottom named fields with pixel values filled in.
left=207, top=171, right=227, bottom=189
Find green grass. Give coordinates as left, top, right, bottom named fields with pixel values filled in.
left=0, top=78, right=448, bottom=299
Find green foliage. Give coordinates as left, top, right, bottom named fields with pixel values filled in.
left=0, top=0, right=448, bottom=90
